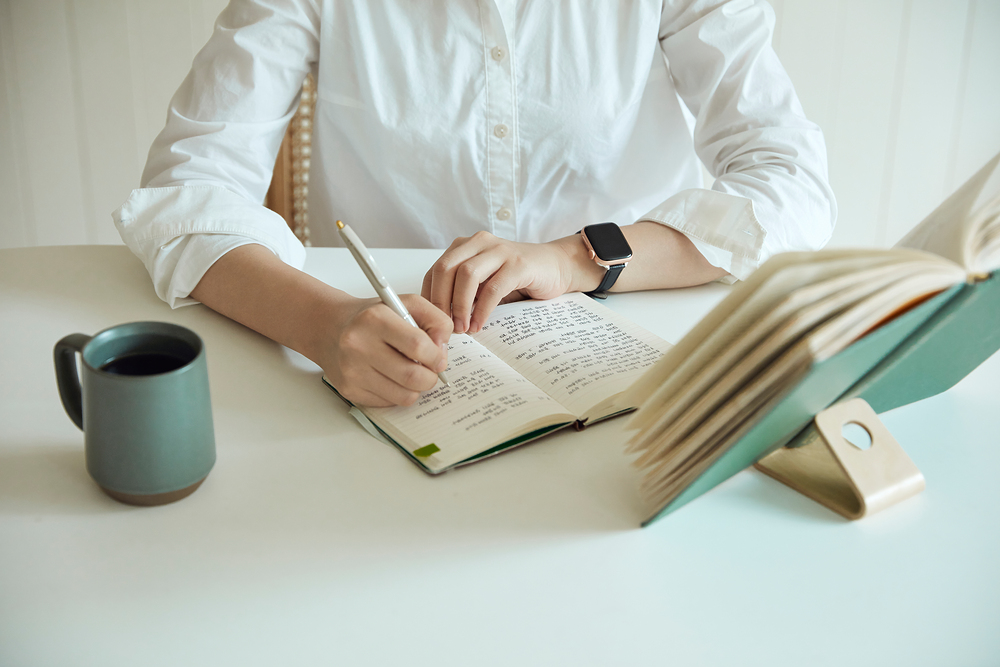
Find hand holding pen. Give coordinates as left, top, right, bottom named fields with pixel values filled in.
left=337, top=220, right=452, bottom=388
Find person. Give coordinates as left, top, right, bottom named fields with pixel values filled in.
left=114, top=0, right=836, bottom=408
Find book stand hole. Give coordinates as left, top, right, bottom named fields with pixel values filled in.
left=755, top=399, right=925, bottom=520
left=841, top=421, right=872, bottom=450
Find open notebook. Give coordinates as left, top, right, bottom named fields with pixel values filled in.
left=326, top=292, right=671, bottom=473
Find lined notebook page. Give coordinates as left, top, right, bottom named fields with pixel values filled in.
left=472, top=293, right=671, bottom=418
left=366, top=335, right=573, bottom=470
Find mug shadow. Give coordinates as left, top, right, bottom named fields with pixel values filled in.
left=0, top=444, right=137, bottom=516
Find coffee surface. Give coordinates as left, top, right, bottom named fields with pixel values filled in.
left=100, top=352, right=188, bottom=376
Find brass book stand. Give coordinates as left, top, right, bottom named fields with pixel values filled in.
left=755, top=398, right=925, bottom=520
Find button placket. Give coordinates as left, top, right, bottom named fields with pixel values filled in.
left=479, top=1, right=518, bottom=239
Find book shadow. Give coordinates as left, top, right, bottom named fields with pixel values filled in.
left=294, top=416, right=655, bottom=538
left=735, top=470, right=847, bottom=523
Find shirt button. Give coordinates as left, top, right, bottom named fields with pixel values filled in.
left=494, top=123, right=509, bottom=139
left=491, top=46, right=506, bottom=61
left=496, top=207, right=512, bottom=221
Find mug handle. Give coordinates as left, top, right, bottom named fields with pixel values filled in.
left=54, top=334, right=92, bottom=430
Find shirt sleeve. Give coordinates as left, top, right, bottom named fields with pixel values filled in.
left=644, top=0, right=837, bottom=281
left=114, top=0, right=320, bottom=307
left=113, top=186, right=307, bottom=308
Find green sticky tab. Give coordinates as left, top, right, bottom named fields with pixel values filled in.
left=413, top=444, right=440, bottom=457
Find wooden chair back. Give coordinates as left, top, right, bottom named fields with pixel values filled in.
left=264, top=74, right=315, bottom=245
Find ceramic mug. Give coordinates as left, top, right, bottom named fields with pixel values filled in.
left=54, top=321, right=216, bottom=506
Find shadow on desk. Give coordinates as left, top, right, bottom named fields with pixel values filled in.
left=723, top=471, right=846, bottom=524
left=0, top=427, right=851, bottom=532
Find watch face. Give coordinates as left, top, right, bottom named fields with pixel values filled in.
left=584, top=222, right=632, bottom=263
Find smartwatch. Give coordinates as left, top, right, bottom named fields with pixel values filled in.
left=579, top=222, right=632, bottom=299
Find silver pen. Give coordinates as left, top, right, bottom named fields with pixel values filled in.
left=336, top=220, right=451, bottom=387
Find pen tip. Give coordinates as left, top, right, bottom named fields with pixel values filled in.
left=336, top=220, right=344, bottom=229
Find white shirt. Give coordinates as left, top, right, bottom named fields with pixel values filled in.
left=114, top=0, right=836, bottom=308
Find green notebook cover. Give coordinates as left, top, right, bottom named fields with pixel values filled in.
left=322, top=376, right=573, bottom=475
left=642, top=274, right=999, bottom=525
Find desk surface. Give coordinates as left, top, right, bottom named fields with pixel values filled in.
left=1, top=245, right=998, bottom=666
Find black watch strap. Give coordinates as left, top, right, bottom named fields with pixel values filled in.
left=585, top=262, right=626, bottom=299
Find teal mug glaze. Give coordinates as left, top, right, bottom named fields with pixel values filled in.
left=54, top=322, right=216, bottom=506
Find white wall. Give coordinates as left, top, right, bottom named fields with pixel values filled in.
left=0, top=0, right=229, bottom=248
left=772, top=0, right=1000, bottom=248
left=1, top=0, right=998, bottom=250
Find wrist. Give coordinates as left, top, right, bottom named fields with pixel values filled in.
left=297, top=289, right=365, bottom=369
left=550, top=234, right=606, bottom=294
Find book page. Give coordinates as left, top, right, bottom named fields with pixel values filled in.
left=646, top=265, right=959, bottom=470
left=633, top=266, right=964, bottom=513
left=625, top=249, right=926, bottom=439
left=628, top=259, right=959, bottom=462
left=365, top=335, right=574, bottom=472
left=895, top=151, right=1000, bottom=273
left=471, top=292, right=671, bottom=420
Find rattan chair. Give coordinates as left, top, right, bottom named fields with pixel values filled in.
left=264, top=74, right=315, bottom=245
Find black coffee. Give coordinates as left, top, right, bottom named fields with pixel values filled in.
left=100, top=352, right=188, bottom=376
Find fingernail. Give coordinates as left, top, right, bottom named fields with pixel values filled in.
left=453, top=316, right=463, bottom=333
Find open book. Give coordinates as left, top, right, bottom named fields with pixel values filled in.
left=326, top=292, right=671, bottom=474
left=626, top=152, right=1000, bottom=525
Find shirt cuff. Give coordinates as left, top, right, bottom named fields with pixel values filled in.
left=685, top=238, right=738, bottom=285
left=637, top=188, right=765, bottom=282
left=113, top=185, right=307, bottom=308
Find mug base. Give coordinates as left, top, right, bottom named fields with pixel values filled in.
left=100, top=477, right=207, bottom=506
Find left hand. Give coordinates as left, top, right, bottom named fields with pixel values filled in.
left=422, top=231, right=580, bottom=334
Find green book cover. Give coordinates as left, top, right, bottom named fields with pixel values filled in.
left=642, top=275, right=1000, bottom=525
left=848, top=272, right=1000, bottom=412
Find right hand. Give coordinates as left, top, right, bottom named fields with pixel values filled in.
left=320, top=294, right=453, bottom=407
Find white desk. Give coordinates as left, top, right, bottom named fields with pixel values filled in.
left=2, top=246, right=998, bottom=666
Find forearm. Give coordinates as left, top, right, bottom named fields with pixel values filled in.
left=189, top=244, right=350, bottom=368
left=555, top=221, right=729, bottom=294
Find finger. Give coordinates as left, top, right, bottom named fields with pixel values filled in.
left=348, top=368, right=424, bottom=407
left=348, top=323, right=440, bottom=394
left=427, top=232, right=495, bottom=331
left=425, top=238, right=470, bottom=323
left=354, top=394, right=395, bottom=408
left=329, top=359, right=419, bottom=408
left=450, top=248, right=508, bottom=333
left=400, top=294, right=455, bottom=350
left=420, top=268, right=434, bottom=304
left=367, top=353, right=436, bottom=404
left=341, top=303, right=443, bottom=386
left=370, top=305, right=448, bottom=381
left=338, top=385, right=395, bottom=409
left=469, top=263, right=526, bottom=333
left=498, top=289, right=529, bottom=305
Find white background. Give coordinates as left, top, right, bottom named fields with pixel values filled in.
left=1, top=0, right=999, bottom=250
